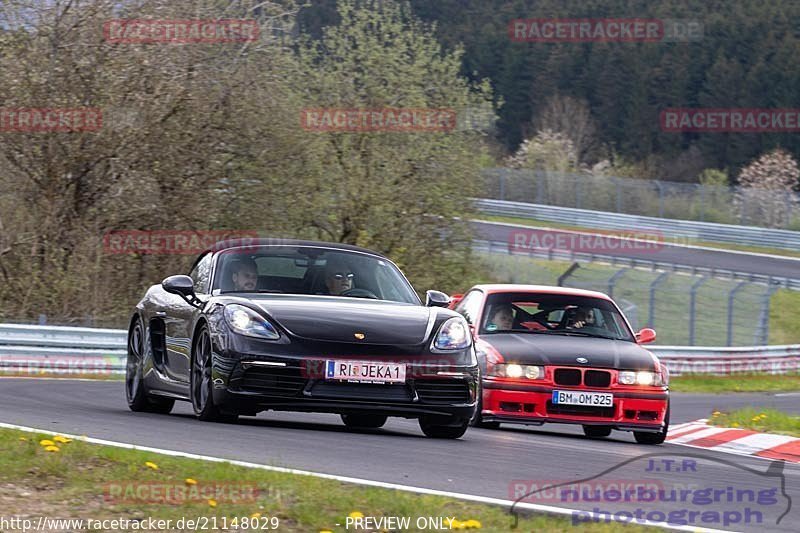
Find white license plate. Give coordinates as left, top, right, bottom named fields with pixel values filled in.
left=325, top=360, right=406, bottom=384
left=552, top=390, right=613, bottom=407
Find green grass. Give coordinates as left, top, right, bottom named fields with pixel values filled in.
left=480, top=215, right=800, bottom=259
left=708, top=407, right=800, bottom=437
left=0, top=428, right=646, bottom=532
left=669, top=372, right=800, bottom=393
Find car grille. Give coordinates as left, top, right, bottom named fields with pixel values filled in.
left=239, top=367, right=307, bottom=396
left=584, top=370, right=611, bottom=388
left=553, top=368, right=611, bottom=388
left=414, top=380, right=471, bottom=404
left=553, top=368, right=581, bottom=386
left=309, top=381, right=412, bottom=402
left=546, top=401, right=614, bottom=418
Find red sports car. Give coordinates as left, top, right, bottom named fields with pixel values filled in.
left=450, top=284, right=669, bottom=444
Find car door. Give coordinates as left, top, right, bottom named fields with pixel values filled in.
left=163, top=253, right=212, bottom=383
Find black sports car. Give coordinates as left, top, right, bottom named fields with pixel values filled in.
left=125, top=239, right=478, bottom=438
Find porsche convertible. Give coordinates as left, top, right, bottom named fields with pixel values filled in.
left=125, top=239, right=478, bottom=438
left=450, top=284, right=669, bottom=444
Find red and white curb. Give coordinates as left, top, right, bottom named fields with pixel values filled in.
left=668, top=419, right=800, bottom=462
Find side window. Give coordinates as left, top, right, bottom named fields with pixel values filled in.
left=455, top=290, right=483, bottom=325
left=189, top=253, right=212, bottom=294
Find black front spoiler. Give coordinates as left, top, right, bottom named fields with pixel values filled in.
left=481, top=414, right=665, bottom=433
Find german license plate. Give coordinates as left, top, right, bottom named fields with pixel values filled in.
left=325, top=360, right=406, bottom=384
left=552, top=390, right=613, bottom=407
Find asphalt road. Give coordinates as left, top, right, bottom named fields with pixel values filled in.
left=472, top=220, right=800, bottom=281
left=1, top=379, right=799, bottom=532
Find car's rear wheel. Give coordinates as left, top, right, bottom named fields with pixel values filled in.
left=583, top=425, right=612, bottom=438
left=634, top=404, right=669, bottom=445
left=341, top=414, right=388, bottom=429
left=191, top=325, right=237, bottom=423
left=126, top=318, right=174, bottom=414
left=419, top=416, right=470, bottom=439
left=470, top=393, right=500, bottom=429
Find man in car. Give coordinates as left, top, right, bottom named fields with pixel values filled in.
left=324, top=258, right=355, bottom=295
left=486, top=304, right=514, bottom=331
left=231, top=258, right=258, bottom=291
left=567, top=306, right=595, bottom=329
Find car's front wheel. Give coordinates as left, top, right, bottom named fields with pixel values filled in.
left=419, top=416, right=470, bottom=439
left=634, top=404, right=669, bottom=445
left=191, top=325, right=237, bottom=423
left=341, top=414, right=387, bottom=429
left=126, top=318, right=174, bottom=414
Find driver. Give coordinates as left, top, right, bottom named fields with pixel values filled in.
left=324, top=258, right=355, bottom=295
left=231, top=258, right=258, bottom=291
left=487, top=304, right=514, bottom=330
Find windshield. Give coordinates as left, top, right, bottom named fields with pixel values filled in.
left=479, top=292, right=635, bottom=342
left=213, top=246, right=419, bottom=304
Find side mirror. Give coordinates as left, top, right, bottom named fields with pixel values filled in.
left=635, top=328, right=657, bottom=344
left=425, top=290, right=451, bottom=308
left=162, top=275, right=202, bottom=307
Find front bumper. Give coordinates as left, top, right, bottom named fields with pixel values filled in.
left=481, top=379, right=668, bottom=432
left=214, top=355, right=479, bottom=420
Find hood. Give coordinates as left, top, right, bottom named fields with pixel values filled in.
left=482, top=333, right=656, bottom=370
left=246, top=295, right=434, bottom=345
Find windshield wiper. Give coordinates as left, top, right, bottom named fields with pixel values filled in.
left=548, top=330, right=620, bottom=340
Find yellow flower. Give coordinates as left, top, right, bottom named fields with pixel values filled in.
left=348, top=511, right=364, bottom=519
left=19, top=437, right=27, bottom=441
left=53, top=436, right=72, bottom=443
left=319, top=530, right=333, bottom=533
left=250, top=513, right=261, bottom=519
left=39, top=439, right=55, bottom=447
left=44, top=445, right=60, bottom=452
left=449, top=520, right=465, bottom=530
left=463, top=519, right=482, bottom=529
left=208, top=498, right=217, bottom=507
left=731, top=422, right=739, bottom=427
left=144, top=461, right=159, bottom=470
left=185, top=478, right=198, bottom=485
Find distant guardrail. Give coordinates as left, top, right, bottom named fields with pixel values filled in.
left=475, top=198, right=800, bottom=252
left=1, top=323, right=798, bottom=376
left=473, top=238, right=800, bottom=291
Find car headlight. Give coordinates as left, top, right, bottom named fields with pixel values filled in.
left=619, top=370, right=663, bottom=386
left=491, top=363, right=544, bottom=379
left=433, top=317, right=471, bottom=350
left=224, top=304, right=280, bottom=340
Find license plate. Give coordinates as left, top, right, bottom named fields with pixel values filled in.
left=552, top=390, right=613, bottom=407
left=325, top=360, right=406, bottom=384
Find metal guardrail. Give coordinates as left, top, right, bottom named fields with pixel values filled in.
left=0, top=324, right=126, bottom=374
left=473, top=239, right=800, bottom=291
left=654, top=345, right=800, bottom=376
left=475, top=198, right=800, bottom=252
left=1, top=324, right=798, bottom=376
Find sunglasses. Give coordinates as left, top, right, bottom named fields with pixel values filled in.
left=330, top=272, right=354, bottom=281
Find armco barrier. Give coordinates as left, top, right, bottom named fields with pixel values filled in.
left=1, top=323, right=798, bottom=376
left=475, top=198, right=800, bottom=252
left=0, top=324, right=126, bottom=375
left=654, top=345, right=800, bottom=376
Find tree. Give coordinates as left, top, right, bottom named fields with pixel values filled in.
left=533, top=95, right=597, bottom=165
left=736, top=149, right=799, bottom=227
left=282, top=0, right=494, bottom=291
